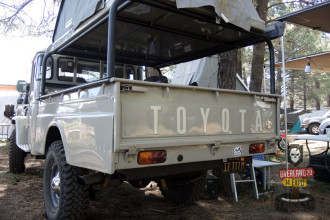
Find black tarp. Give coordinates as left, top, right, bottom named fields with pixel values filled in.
left=53, top=0, right=265, bottom=43
left=53, top=0, right=105, bottom=42
left=49, top=0, right=284, bottom=68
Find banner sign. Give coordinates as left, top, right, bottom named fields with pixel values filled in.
left=282, top=178, right=307, bottom=187
left=279, top=168, right=315, bottom=179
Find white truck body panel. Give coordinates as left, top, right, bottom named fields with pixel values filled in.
left=13, top=116, right=30, bottom=152
left=32, top=78, right=279, bottom=174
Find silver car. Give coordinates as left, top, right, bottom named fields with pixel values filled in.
left=319, top=118, right=330, bottom=135
left=301, top=110, right=330, bottom=135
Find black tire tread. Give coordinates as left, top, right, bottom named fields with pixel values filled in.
left=9, top=129, right=26, bottom=173
left=44, top=140, right=89, bottom=220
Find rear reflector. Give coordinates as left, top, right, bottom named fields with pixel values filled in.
left=138, top=150, right=167, bottom=165
left=249, top=143, right=265, bottom=154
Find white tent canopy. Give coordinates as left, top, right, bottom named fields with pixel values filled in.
left=176, top=0, right=265, bottom=32
left=172, top=56, right=249, bottom=91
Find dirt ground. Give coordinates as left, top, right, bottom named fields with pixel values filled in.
left=1, top=134, right=330, bottom=220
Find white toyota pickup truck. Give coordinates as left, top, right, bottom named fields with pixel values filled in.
left=8, top=0, right=285, bottom=219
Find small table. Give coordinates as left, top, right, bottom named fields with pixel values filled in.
left=253, top=159, right=282, bottom=193
left=230, top=159, right=282, bottom=202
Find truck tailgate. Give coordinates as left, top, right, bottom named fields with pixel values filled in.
left=114, top=79, right=280, bottom=152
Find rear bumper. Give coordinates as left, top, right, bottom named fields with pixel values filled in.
left=114, top=137, right=278, bottom=178
left=118, top=159, right=223, bottom=181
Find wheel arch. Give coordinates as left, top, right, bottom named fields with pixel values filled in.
left=44, top=122, right=71, bottom=163
left=308, top=122, right=320, bottom=126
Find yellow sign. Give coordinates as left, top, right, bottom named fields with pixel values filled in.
left=282, top=178, right=307, bottom=187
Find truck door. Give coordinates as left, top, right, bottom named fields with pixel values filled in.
left=28, top=53, right=43, bottom=155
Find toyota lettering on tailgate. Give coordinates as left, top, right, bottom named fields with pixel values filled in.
left=150, top=106, right=267, bottom=135
left=121, top=102, right=275, bottom=138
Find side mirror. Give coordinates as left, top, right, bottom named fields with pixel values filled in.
left=16, top=80, right=27, bottom=93
left=17, top=98, right=24, bottom=104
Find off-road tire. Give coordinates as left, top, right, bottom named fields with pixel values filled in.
left=308, top=123, right=320, bottom=135
left=275, top=193, right=315, bottom=212
left=9, top=129, right=27, bottom=173
left=159, top=171, right=206, bottom=204
left=43, top=140, right=89, bottom=220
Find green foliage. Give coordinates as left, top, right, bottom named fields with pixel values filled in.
left=251, top=0, right=330, bottom=108
left=280, top=24, right=330, bottom=109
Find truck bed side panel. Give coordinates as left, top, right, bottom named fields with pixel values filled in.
left=37, top=84, right=116, bottom=174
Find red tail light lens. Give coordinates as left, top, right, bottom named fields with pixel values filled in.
left=249, top=143, right=265, bottom=154
left=281, top=134, right=286, bottom=138
left=138, top=150, right=167, bottom=165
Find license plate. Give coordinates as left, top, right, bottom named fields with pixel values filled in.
left=223, top=157, right=248, bottom=173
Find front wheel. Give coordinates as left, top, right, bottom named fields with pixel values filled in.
left=9, top=129, right=27, bottom=173
left=159, top=171, right=206, bottom=204
left=308, top=123, right=319, bottom=135
left=43, top=140, right=89, bottom=220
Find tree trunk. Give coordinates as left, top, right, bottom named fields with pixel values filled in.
left=214, top=49, right=240, bottom=197
left=275, top=60, right=282, bottom=95
left=303, top=81, right=307, bottom=111
left=314, top=79, right=321, bottom=110
left=250, top=43, right=265, bottom=92
left=328, top=94, right=330, bottom=107
left=217, top=50, right=238, bottom=89
left=289, top=73, right=295, bottom=112
left=249, top=0, right=268, bottom=92
left=213, top=163, right=233, bottom=197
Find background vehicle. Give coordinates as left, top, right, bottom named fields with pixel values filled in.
left=301, top=110, right=330, bottom=134
left=319, top=118, right=330, bottom=135
left=9, top=0, right=284, bottom=219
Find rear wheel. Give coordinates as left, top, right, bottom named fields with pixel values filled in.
left=159, top=172, right=206, bottom=204
left=43, top=140, right=89, bottom=220
left=308, top=123, right=319, bottom=135
left=9, top=129, right=27, bottom=173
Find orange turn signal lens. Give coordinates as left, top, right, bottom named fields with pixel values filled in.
left=249, top=143, right=265, bottom=154
left=138, top=150, right=167, bottom=165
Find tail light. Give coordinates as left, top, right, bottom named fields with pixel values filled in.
left=138, top=150, right=167, bottom=165
left=249, top=143, right=265, bottom=154
left=281, top=134, right=286, bottom=138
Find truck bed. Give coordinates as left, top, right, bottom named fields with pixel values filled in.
left=38, top=78, right=280, bottom=175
